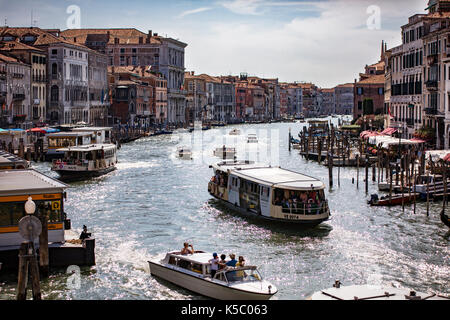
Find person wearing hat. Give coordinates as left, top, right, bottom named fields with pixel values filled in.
left=208, top=253, right=220, bottom=278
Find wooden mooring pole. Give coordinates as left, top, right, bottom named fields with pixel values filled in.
left=16, top=241, right=41, bottom=300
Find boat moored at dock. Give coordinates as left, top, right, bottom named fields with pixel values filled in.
left=51, top=144, right=117, bottom=182
left=208, top=160, right=330, bottom=225
left=148, top=250, right=277, bottom=300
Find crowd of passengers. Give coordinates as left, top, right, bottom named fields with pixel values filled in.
left=273, top=189, right=325, bottom=213
left=180, top=243, right=247, bottom=280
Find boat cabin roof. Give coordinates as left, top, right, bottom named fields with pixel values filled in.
left=168, top=251, right=215, bottom=265
left=57, top=143, right=116, bottom=153
left=47, top=132, right=93, bottom=138
left=212, top=161, right=324, bottom=190
left=72, top=127, right=112, bottom=132
left=0, top=169, right=68, bottom=196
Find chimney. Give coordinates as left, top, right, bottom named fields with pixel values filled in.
left=146, top=30, right=152, bottom=43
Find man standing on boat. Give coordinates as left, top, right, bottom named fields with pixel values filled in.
left=208, top=253, right=220, bottom=278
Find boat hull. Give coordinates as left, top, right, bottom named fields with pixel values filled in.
left=55, top=166, right=116, bottom=182
left=211, top=194, right=328, bottom=226
left=148, top=261, right=275, bottom=300
left=369, top=193, right=419, bottom=206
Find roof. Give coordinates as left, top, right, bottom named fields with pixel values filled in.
left=0, top=27, right=91, bottom=50
left=47, top=132, right=93, bottom=137
left=169, top=251, right=215, bottom=265
left=0, top=169, right=68, bottom=196
left=0, top=40, right=44, bottom=52
left=0, top=52, right=19, bottom=63
left=60, top=28, right=163, bottom=45
left=213, top=161, right=324, bottom=190
left=357, top=74, right=385, bottom=85
left=71, top=127, right=112, bottom=132
left=56, top=143, right=116, bottom=152
left=0, top=150, right=29, bottom=169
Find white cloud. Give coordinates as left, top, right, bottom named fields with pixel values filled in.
left=177, top=7, right=212, bottom=18
left=183, top=0, right=427, bottom=87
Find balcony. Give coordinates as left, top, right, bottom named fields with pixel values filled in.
left=32, top=75, right=47, bottom=83
left=427, top=53, right=438, bottom=65
left=13, top=93, right=25, bottom=100
left=424, top=107, right=438, bottom=115
left=425, top=80, right=438, bottom=91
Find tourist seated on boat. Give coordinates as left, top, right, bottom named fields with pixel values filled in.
left=181, top=242, right=194, bottom=255
left=219, top=254, right=227, bottom=270
left=226, top=254, right=238, bottom=281
left=235, top=256, right=246, bottom=279
left=274, top=197, right=282, bottom=206
left=208, top=253, right=220, bottom=278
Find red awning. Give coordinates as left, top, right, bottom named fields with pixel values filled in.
left=444, top=153, right=450, bottom=162
left=410, top=138, right=426, bottom=143
left=27, top=127, right=47, bottom=134
left=381, top=128, right=398, bottom=135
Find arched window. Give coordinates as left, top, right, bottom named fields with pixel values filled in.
left=51, top=85, right=59, bottom=102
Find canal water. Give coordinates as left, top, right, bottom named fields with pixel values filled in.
left=0, top=118, right=448, bottom=299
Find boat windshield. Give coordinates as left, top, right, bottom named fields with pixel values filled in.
left=223, top=267, right=262, bottom=283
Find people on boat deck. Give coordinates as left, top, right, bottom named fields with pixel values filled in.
left=226, top=254, right=237, bottom=267
left=236, top=256, right=246, bottom=278
left=219, top=254, right=227, bottom=270
left=181, top=242, right=194, bottom=255
left=208, top=253, right=220, bottom=278
left=275, top=189, right=324, bottom=213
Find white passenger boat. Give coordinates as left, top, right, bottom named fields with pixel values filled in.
left=51, top=144, right=117, bottom=182
left=177, top=146, right=193, bottom=160
left=229, top=129, right=241, bottom=136
left=247, top=134, right=258, bottom=143
left=148, top=250, right=277, bottom=300
left=208, top=160, right=330, bottom=225
left=309, top=281, right=448, bottom=300
left=213, top=146, right=236, bottom=159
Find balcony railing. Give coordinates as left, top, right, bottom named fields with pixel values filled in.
left=424, top=107, right=438, bottom=115
left=425, top=80, right=438, bottom=90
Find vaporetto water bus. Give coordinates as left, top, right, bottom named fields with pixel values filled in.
left=208, top=160, right=330, bottom=225
left=148, top=250, right=277, bottom=300
left=51, top=144, right=117, bottom=182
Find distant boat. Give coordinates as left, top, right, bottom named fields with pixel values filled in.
left=309, top=281, right=448, bottom=300
left=247, top=134, right=258, bottom=143
left=177, top=146, right=193, bottom=160
left=367, top=193, right=419, bottom=206
left=440, top=209, right=450, bottom=228
left=229, top=129, right=241, bottom=136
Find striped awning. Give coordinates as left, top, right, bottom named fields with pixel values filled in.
left=381, top=127, right=397, bottom=135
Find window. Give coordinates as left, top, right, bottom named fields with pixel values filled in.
left=52, top=49, right=57, bottom=55
left=357, top=87, right=363, bottom=95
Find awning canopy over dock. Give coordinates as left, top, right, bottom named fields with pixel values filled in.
left=0, top=169, right=68, bottom=196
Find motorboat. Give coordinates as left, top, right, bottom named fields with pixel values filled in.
left=213, top=146, right=236, bottom=160
left=309, top=281, right=448, bottom=300
left=177, top=146, right=193, bottom=160
left=208, top=160, right=330, bottom=226
left=229, top=129, right=241, bottom=136
left=247, top=134, right=258, bottom=143
left=51, top=144, right=117, bottom=182
left=148, top=250, right=277, bottom=300
left=367, top=193, right=419, bottom=206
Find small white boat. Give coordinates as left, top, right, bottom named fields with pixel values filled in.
left=177, top=146, right=193, bottom=160
left=148, top=250, right=277, bottom=300
left=309, top=281, right=448, bottom=300
left=247, top=134, right=258, bottom=143
left=213, top=146, right=236, bottom=159
left=229, top=129, right=241, bottom=136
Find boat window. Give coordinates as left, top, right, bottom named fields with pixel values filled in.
left=0, top=199, right=63, bottom=227
left=273, top=188, right=327, bottom=215
left=168, top=256, right=176, bottom=265
left=177, top=259, right=191, bottom=270
left=191, top=263, right=203, bottom=274
left=225, top=268, right=262, bottom=283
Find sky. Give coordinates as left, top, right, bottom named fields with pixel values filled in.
left=0, top=0, right=429, bottom=88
